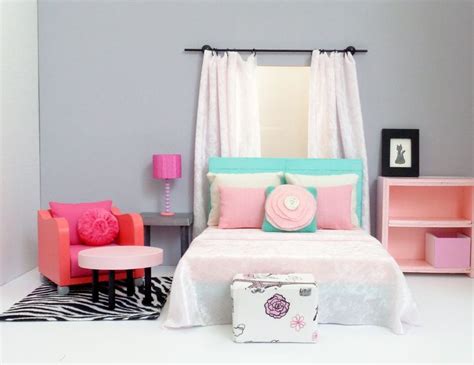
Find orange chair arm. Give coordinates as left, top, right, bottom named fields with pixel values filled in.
left=111, top=207, right=144, bottom=246
left=37, top=210, right=71, bottom=284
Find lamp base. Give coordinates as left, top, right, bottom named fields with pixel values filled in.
left=160, top=211, right=175, bottom=217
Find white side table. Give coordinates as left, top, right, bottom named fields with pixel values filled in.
left=78, top=246, right=163, bottom=309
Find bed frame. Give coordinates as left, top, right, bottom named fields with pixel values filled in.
left=208, top=157, right=364, bottom=225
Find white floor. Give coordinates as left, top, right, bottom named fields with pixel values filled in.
left=0, top=267, right=473, bottom=364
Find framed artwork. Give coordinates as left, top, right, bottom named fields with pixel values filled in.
left=381, top=129, right=419, bottom=177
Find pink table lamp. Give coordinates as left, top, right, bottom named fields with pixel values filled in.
left=153, top=154, right=181, bottom=216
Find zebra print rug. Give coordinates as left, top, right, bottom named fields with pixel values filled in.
left=0, top=276, right=172, bottom=322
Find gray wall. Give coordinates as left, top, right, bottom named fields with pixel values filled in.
left=1, top=0, right=39, bottom=284
left=38, top=0, right=473, bottom=265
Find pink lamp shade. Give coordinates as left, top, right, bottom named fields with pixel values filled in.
left=153, top=154, right=182, bottom=180
left=152, top=154, right=181, bottom=217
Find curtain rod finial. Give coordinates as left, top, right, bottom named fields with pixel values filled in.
left=345, top=46, right=356, bottom=55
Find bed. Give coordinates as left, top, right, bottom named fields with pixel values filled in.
left=164, top=157, right=420, bottom=334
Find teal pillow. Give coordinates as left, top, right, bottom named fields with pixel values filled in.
left=262, top=185, right=317, bottom=233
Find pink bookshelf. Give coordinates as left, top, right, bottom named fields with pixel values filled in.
left=377, top=177, right=474, bottom=277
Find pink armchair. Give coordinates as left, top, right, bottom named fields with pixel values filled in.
left=38, top=207, right=144, bottom=295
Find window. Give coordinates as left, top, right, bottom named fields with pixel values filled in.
left=257, top=66, right=310, bottom=158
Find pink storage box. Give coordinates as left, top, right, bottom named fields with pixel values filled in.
left=425, top=233, right=471, bottom=268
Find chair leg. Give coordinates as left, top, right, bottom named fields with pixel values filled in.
left=39, top=274, right=49, bottom=284
left=57, top=286, right=70, bottom=295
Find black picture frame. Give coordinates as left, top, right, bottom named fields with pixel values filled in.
left=381, top=129, right=419, bottom=177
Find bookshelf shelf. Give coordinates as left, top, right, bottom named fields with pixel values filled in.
left=388, top=218, right=472, bottom=228
left=395, top=258, right=471, bottom=274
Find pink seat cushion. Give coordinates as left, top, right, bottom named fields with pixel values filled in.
left=77, top=208, right=119, bottom=246
left=70, top=244, right=118, bottom=277
left=317, top=185, right=354, bottom=229
left=218, top=187, right=266, bottom=229
left=49, top=200, right=113, bottom=245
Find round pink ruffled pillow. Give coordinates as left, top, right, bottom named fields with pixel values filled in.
left=77, top=208, right=119, bottom=246
left=265, top=185, right=316, bottom=231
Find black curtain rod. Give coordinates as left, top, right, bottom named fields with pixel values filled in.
left=184, top=45, right=367, bottom=55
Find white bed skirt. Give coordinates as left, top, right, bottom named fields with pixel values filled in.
left=164, top=228, right=420, bottom=334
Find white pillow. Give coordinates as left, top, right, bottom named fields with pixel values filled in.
left=207, top=172, right=283, bottom=226
left=285, top=173, right=359, bottom=227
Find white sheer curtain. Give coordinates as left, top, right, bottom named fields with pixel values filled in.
left=307, top=51, right=370, bottom=231
left=193, top=50, right=261, bottom=236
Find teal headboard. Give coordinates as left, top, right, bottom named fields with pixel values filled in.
left=208, top=157, right=364, bottom=225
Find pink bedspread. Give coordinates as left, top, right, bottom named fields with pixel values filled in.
left=164, top=228, right=420, bottom=334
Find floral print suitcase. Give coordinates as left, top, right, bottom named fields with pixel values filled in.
left=231, top=273, right=319, bottom=343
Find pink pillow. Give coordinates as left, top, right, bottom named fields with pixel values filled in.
left=264, top=185, right=317, bottom=232
left=77, top=208, right=119, bottom=246
left=49, top=200, right=113, bottom=245
left=316, top=185, right=353, bottom=229
left=218, top=187, right=266, bottom=229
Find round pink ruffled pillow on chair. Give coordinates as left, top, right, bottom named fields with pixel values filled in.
left=77, top=208, right=119, bottom=246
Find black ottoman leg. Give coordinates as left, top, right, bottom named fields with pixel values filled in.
left=92, top=270, right=99, bottom=302
left=108, top=270, right=115, bottom=310
left=126, top=269, right=134, bottom=296
left=144, top=267, right=152, bottom=305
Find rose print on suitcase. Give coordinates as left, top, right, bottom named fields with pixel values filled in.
left=232, top=273, right=318, bottom=343
left=264, top=294, right=290, bottom=319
